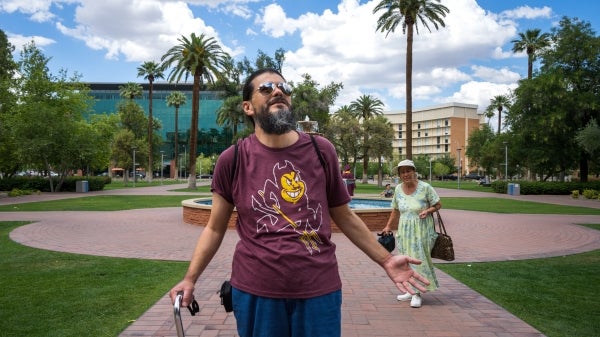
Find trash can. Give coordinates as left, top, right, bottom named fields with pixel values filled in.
left=507, top=183, right=514, bottom=195
left=513, top=183, right=520, bottom=196
left=76, top=180, right=89, bottom=193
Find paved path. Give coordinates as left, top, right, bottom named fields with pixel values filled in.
left=2, top=184, right=600, bottom=337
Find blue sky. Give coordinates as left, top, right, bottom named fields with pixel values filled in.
left=1, top=0, right=599, bottom=115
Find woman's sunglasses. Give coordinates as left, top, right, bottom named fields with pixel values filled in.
left=257, top=81, right=293, bottom=96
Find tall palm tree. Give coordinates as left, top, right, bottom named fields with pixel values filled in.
left=166, top=91, right=187, bottom=179
left=511, top=28, right=551, bottom=80
left=216, top=95, right=244, bottom=141
left=137, top=61, right=165, bottom=182
left=349, top=94, right=384, bottom=183
left=161, top=33, right=229, bottom=189
left=118, top=82, right=142, bottom=100
left=374, top=0, right=449, bottom=159
left=485, top=95, right=511, bottom=134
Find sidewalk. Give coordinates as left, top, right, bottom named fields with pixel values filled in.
left=3, top=184, right=600, bottom=336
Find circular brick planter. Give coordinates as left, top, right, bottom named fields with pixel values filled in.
left=182, top=197, right=392, bottom=233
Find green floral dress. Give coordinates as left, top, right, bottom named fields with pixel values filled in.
left=391, top=180, right=440, bottom=291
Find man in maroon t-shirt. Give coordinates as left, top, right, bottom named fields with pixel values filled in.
left=170, top=68, right=429, bottom=337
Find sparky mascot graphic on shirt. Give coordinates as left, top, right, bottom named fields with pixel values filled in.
left=251, top=160, right=324, bottom=254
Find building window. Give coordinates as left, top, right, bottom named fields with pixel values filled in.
left=445, top=144, right=449, bottom=152
left=398, top=131, right=402, bottom=139
left=425, top=132, right=428, bottom=137
left=437, top=136, right=440, bottom=144
left=445, top=119, right=449, bottom=126
left=399, top=124, right=402, bottom=130
left=417, top=131, right=421, bottom=138
left=399, top=147, right=403, bottom=154
left=417, top=123, right=421, bottom=129
left=437, top=144, right=440, bottom=149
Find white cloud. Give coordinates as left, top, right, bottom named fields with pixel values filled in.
left=0, top=0, right=57, bottom=22
left=55, top=0, right=229, bottom=62
left=441, top=81, right=516, bottom=111
left=470, top=65, right=521, bottom=83
left=500, top=5, right=553, bottom=20
left=7, top=33, right=56, bottom=52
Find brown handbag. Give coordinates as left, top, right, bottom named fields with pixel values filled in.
left=431, top=210, right=455, bottom=261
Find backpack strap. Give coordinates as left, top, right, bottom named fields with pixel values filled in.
left=309, top=134, right=328, bottom=173
left=231, top=140, right=238, bottom=182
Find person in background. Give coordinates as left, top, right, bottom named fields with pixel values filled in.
left=169, top=68, right=430, bottom=337
left=381, top=159, right=442, bottom=308
left=341, top=164, right=355, bottom=196
left=380, top=183, right=394, bottom=198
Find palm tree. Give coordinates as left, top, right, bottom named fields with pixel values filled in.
left=373, top=0, right=449, bottom=159
left=216, top=95, right=244, bottom=141
left=161, top=33, right=229, bottom=189
left=485, top=95, right=511, bottom=134
left=349, top=94, right=384, bottom=183
left=166, top=91, right=187, bottom=179
left=118, top=82, right=142, bottom=100
left=137, top=61, right=164, bottom=182
left=511, top=28, right=551, bottom=80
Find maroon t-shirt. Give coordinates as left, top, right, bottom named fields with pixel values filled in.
left=211, top=132, right=351, bottom=298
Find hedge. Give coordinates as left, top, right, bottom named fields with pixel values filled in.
left=0, top=176, right=110, bottom=192
left=491, top=180, right=600, bottom=195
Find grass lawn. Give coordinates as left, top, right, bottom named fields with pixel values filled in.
left=0, top=221, right=187, bottom=336
left=436, top=238, right=600, bottom=337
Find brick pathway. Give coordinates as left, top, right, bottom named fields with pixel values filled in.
left=3, top=184, right=600, bottom=337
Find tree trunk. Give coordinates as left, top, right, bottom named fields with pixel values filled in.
left=187, top=74, right=200, bottom=189
left=147, top=80, right=154, bottom=182
left=405, top=25, right=414, bottom=159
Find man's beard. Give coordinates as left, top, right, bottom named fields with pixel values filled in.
left=255, top=102, right=297, bottom=135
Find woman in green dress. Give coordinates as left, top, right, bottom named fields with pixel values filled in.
left=381, top=159, right=442, bottom=308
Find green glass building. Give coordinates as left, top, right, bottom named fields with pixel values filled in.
left=88, top=83, right=232, bottom=162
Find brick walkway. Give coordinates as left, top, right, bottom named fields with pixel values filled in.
left=3, top=184, right=600, bottom=337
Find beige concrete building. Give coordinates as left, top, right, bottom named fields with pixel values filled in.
left=385, top=102, right=483, bottom=174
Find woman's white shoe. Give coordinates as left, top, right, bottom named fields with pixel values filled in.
left=396, top=292, right=412, bottom=301
left=410, top=294, right=422, bottom=308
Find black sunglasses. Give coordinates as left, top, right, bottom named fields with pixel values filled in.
left=257, top=81, right=293, bottom=96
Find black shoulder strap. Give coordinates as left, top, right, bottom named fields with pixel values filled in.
left=309, top=134, right=328, bottom=172
left=231, top=141, right=238, bottom=182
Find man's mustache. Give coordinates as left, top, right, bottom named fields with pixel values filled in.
left=268, top=97, right=290, bottom=107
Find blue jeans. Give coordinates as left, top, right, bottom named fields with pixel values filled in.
left=232, top=287, right=342, bottom=337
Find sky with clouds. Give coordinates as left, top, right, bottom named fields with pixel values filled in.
left=1, top=0, right=599, bottom=116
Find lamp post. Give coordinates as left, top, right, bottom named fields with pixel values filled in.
left=132, top=146, right=137, bottom=188
left=503, top=141, right=508, bottom=180
left=160, top=151, right=164, bottom=185
left=457, top=148, right=461, bottom=190
left=183, top=145, right=187, bottom=179
left=429, top=157, right=432, bottom=183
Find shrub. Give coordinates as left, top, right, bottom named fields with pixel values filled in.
left=571, top=190, right=580, bottom=199
left=582, top=189, right=599, bottom=200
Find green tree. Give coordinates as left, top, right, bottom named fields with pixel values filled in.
left=540, top=17, right=600, bottom=182
left=485, top=94, right=511, bottom=134
left=216, top=95, right=244, bottom=142
left=363, top=115, right=394, bottom=186
left=326, top=106, right=362, bottom=168
left=0, top=30, right=19, bottom=177
left=161, top=33, right=230, bottom=189
left=373, top=0, right=449, bottom=159
left=291, top=73, right=343, bottom=129
left=465, top=124, right=495, bottom=174
left=12, top=42, right=94, bottom=191
left=137, top=61, right=165, bottom=182
left=349, top=94, right=384, bottom=183
left=118, top=82, right=142, bottom=100
left=511, top=28, right=551, bottom=80
left=166, top=91, right=187, bottom=178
